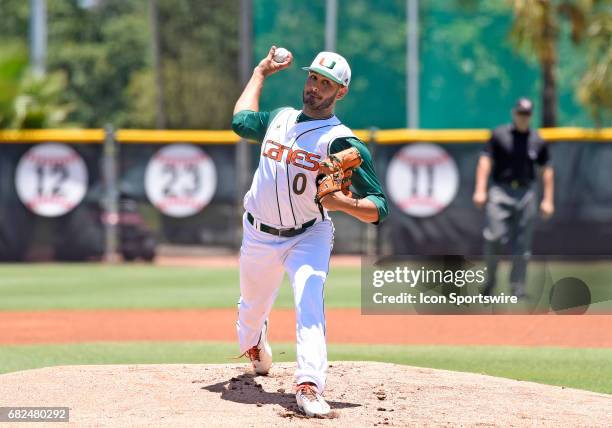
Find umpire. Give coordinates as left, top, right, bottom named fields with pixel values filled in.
left=473, top=97, right=554, bottom=297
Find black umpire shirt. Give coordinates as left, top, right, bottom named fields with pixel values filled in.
left=482, top=124, right=551, bottom=186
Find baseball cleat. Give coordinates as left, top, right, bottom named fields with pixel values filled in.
left=245, top=320, right=272, bottom=375
left=296, top=382, right=331, bottom=417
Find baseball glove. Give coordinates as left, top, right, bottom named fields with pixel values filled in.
left=314, top=147, right=362, bottom=204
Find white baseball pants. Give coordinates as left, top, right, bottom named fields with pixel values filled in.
left=237, top=212, right=333, bottom=393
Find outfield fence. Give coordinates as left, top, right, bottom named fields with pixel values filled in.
left=0, top=128, right=610, bottom=261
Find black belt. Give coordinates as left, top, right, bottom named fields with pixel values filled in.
left=247, top=213, right=316, bottom=237
left=495, top=179, right=532, bottom=189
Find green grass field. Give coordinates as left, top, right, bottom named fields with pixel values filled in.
left=1, top=342, right=611, bottom=394
left=0, top=261, right=610, bottom=310
left=1, top=262, right=611, bottom=395
left=0, top=264, right=361, bottom=310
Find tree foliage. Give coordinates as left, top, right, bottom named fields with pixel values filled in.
left=0, top=0, right=240, bottom=129
left=0, top=41, right=72, bottom=129
left=46, top=0, right=151, bottom=127
left=0, top=0, right=607, bottom=129
left=0, top=42, right=27, bottom=127
left=509, top=0, right=610, bottom=126
left=155, top=0, right=240, bottom=129
left=577, top=9, right=611, bottom=125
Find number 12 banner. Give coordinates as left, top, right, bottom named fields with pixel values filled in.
left=15, top=143, right=88, bottom=217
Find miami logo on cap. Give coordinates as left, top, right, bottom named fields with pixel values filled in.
left=319, top=57, right=336, bottom=69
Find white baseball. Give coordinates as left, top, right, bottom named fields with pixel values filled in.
left=273, top=47, right=290, bottom=63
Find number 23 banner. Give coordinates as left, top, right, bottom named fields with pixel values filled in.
left=145, top=144, right=217, bottom=218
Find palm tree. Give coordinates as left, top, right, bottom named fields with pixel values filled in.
left=577, top=10, right=612, bottom=126
left=0, top=42, right=72, bottom=129
left=0, top=43, right=28, bottom=128
left=509, top=0, right=598, bottom=127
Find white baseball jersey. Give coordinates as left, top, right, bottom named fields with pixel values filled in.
left=244, top=108, right=356, bottom=228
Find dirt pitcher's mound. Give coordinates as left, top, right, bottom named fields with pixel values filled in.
left=1, top=362, right=610, bottom=427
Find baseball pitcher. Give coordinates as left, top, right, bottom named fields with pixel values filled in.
left=232, top=46, right=388, bottom=417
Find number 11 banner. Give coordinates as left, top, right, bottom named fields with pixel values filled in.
left=386, top=144, right=459, bottom=218
left=15, top=143, right=88, bottom=217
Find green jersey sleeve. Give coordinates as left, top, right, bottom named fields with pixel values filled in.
left=329, top=137, right=389, bottom=224
left=231, top=108, right=285, bottom=143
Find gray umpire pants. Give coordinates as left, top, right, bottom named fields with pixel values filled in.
left=482, top=183, right=537, bottom=296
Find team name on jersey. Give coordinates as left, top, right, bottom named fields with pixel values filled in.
left=262, top=140, right=321, bottom=171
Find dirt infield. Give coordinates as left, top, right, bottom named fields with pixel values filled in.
left=1, top=362, right=610, bottom=427
left=1, top=309, right=611, bottom=347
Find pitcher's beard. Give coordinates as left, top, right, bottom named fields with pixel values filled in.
left=303, top=91, right=336, bottom=111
